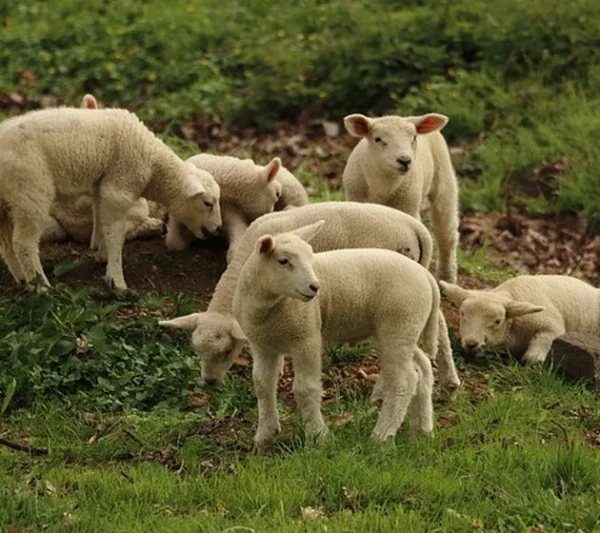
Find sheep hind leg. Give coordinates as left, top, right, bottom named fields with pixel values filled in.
left=430, top=193, right=459, bottom=284
left=371, top=337, right=418, bottom=442
left=0, top=237, right=25, bottom=282
left=436, top=311, right=461, bottom=398
left=408, top=347, right=434, bottom=436
left=12, top=213, right=50, bottom=288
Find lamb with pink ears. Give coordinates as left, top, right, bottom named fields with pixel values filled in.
left=342, top=113, right=459, bottom=283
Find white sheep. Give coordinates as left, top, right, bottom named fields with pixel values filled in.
left=342, top=113, right=459, bottom=283
left=232, top=221, right=438, bottom=444
left=42, top=94, right=165, bottom=244
left=440, top=275, right=600, bottom=363
left=165, top=154, right=308, bottom=258
left=159, top=201, right=461, bottom=394
left=0, top=107, right=221, bottom=289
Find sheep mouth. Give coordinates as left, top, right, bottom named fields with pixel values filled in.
left=295, top=290, right=316, bottom=301
left=395, top=165, right=410, bottom=174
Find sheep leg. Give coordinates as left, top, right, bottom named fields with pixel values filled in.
left=290, top=341, right=328, bottom=441
left=97, top=193, right=131, bottom=290
left=408, top=348, right=434, bottom=436
left=0, top=238, right=25, bottom=282
left=521, top=331, right=560, bottom=364
left=223, top=206, right=249, bottom=264
left=429, top=191, right=459, bottom=284
left=41, top=216, right=68, bottom=242
left=12, top=212, right=49, bottom=287
left=371, top=337, right=418, bottom=441
left=90, top=185, right=103, bottom=251
left=436, top=311, right=461, bottom=397
left=251, top=343, right=283, bottom=446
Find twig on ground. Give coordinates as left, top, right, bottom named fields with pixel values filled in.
left=0, top=436, right=48, bottom=456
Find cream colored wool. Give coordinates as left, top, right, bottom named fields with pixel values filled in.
left=0, top=107, right=221, bottom=289
left=441, top=275, right=600, bottom=363
left=159, top=201, right=461, bottom=393
left=342, top=113, right=459, bottom=283
left=232, top=222, right=438, bottom=444
left=165, top=154, right=308, bottom=258
left=43, top=95, right=166, bottom=244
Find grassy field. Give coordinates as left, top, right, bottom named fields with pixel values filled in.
left=2, top=0, right=600, bottom=531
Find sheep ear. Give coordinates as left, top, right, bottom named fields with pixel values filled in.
left=344, top=114, right=373, bottom=137
left=410, top=113, right=448, bottom=134
left=231, top=319, right=247, bottom=342
left=439, top=281, right=470, bottom=307
left=258, top=235, right=275, bottom=255
left=291, top=220, right=325, bottom=243
left=81, top=94, right=98, bottom=109
left=504, top=301, right=545, bottom=318
left=262, top=157, right=281, bottom=183
left=182, top=174, right=207, bottom=199
left=159, top=313, right=202, bottom=331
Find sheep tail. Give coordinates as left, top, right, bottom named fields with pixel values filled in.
left=421, top=272, right=440, bottom=360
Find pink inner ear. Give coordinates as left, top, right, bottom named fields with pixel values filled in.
left=416, top=115, right=445, bottom=134
left=350, top=117, right=370, bottom=136
left=267, top=161, right=280, bottom=182
left=259, top=237, right=273, bottom=254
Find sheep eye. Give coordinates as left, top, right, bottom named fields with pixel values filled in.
left=278, top=258, right=289, bottom=266
left=204, top=201, right=214, bottom=210
left=276, top=191, right=281, bottom=198
left=494, top=319, right=502, bottom=326
left=374, top=136, right=382, bottom=143
left=413, top=135, right=417, bottom=142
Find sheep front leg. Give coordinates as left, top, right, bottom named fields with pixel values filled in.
left=90, top=186, right=103, bottom=251
left=521, top=331, right=561, bottom=364
left=436, top=311, right=461, bottom=398
left=408, top=348, right=434, bottom=436
left=0, top=226, right=25, bottom=282
left=290, top=340, right=328, bottom=441
left=98, top=196, right=131, bottom=290
left=371, top=337, right=418, bottom=441
left=251, top=343, right=284, bottom=446
left=222, top=206, right=249, bottom=264
left=429, top=188, right=459, bottom=283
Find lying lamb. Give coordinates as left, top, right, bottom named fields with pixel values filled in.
left=159, top=201, right=461, bottom=394
left=233, top=221, right=439, bottom=444
left=0, top=107, right=221, bottom=289
left=43, top=94, right=165, bottom=243
left=440, top=275, right=600, bottom=363
left=166, top=154, right=285, bottom=256
left=342, top=113, right=459, bottom=283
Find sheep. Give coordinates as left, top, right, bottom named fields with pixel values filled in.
left=231, top=221, right=439, bottom=444
left=0, top=107, right=221, bottom=289
left=159, top=201, right=461, bottom=394
left=165, top=154, right=308, bottom=258
left=42, top=94, right=166, bottom=244
left=440, top=275, right=600, bottom=363
left=342, top=112, right=459, bottom=283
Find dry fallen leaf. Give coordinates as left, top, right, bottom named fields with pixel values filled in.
left=330, top=412, right=353, bottom=426
left=301, top=506, right=325, bottom=520
left=187, top=391, right=213, bottom=409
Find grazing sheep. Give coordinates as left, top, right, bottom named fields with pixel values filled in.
left=232, top=221, right=438, bottom=444
left=42, top=94, right=166, bottom=244
left=166, top=154, right=284, bottom=255
left=342, top=113, right=459, bottom=283
left=440, top=275, right=600, bottom=363
left=0, top=107, right=221, bottom=289
left=272, top=163, right=309, bottom=211
left=159, top=202, right=461, bottom=394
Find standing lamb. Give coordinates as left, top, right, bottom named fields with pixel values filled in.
left=440, top=275, right=600, bottom=363
left=166, top=154, right=308, bottom=259
left=233, top=222, right=438, bottom=444
left=342, top=112, right=459, bottom=283
left=159, top=202, right=461, bottom=394
left=0, top=107, right=221, bottom=289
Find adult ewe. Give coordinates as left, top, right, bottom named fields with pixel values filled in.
left=342, top=113, right=459, bottom=283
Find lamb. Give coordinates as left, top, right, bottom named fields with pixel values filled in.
left=166, top=154, right=283, bottom=255
left=0, top=107, right=221, bottom=289
left=232, top=221, right=439, bottom=444
left=43, top=94, right=166, bottom=244
left=342, top=112, right=459, bottom=283
left=440, top=275, right=600, bottom=363
left=159, top=201, right=461, bottom=394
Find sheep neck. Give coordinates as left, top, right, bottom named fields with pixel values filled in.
left=142, top=141, right=185, bottom=210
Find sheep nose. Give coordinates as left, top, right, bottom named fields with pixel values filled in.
left=215, top=224, right=223, bottom=233
left=309, top=283, right=319, bottom=294
left=464, top=340, right=479, bottom=351
left=397, top=156, right=411, bottom=170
